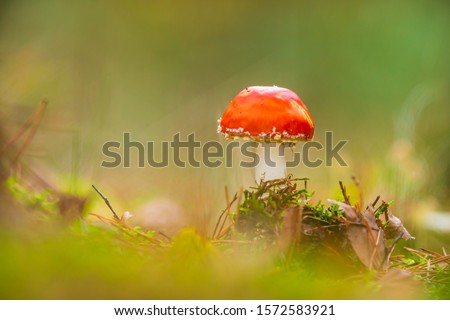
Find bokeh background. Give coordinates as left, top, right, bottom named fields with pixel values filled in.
left=1, top=0, right=449, bottom=264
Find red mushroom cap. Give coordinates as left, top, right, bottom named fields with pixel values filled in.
left=218, top=86, right=314, bottom=142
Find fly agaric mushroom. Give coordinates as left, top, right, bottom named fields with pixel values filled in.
left=218, top=86, right=314, bottom=181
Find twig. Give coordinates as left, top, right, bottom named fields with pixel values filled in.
left=212, top=192, right=237, bottom=239
left=91, top=185, right=119, bottom=220
left=339, top=181, right=351, bottom=205
left=217, top=223, right=234, bottom=239
left=380, top=232, right=403, bottom=269
left=412, top=255, right=450, bottom=269
left=218, top=186, right=231, bottom=235
left=404, top=247, right=429, bottom=258
left=220, top=186, right=241, bottom=239
left=212, top=190, right=228, bottom=239
left=360, top=214, right=381, bottom=260
left=218, top=193, right=238, bottom=237
left=420, top=248, right=442, bottom=257
left=373, top=201, right=387, bottom=218
left=89, top=212, right=162, bottom=246
left=158, top=231, right=172, bottom=242
left=371, top=195, right=381, bottom=208
left=369, top=229, right=382, bottom=270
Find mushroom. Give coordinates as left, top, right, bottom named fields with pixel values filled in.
left=218, top=86, right=314, bottom=181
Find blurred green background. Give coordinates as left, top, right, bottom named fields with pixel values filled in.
left=0, top=0, right=449, bottom=298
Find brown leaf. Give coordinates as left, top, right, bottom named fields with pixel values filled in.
left=347, top=224, right=387, bottom=271
left=329, top=200, right=388, bottom=270
left=384, top=208, right=415, bottom=240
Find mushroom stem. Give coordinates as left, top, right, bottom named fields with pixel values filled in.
left=255, top=143, right=286, bottom=182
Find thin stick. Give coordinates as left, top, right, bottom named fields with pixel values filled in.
left=89, top=212, right=166, bottom=246
left=380, top=232, right=403, bottom=269
left=361, top=215, right=379, bottom=248
left=212, top=186, right=230, bottom=238
left=212, top=192, right=237, bottom=239
left=212, top=212, right=224, bottom=240
left=420, top=248, right=441, bottom=257
left=158, top=231, right=172, bottom=242
left=227, top=186, right=244, bottom=241
left=219, top=186, right=231, bottom=235
left=91, top=185, right=119, bottom=220
left=412, top=255, right=450, bottom=269
left=404, top=247, right=428, bottom=256
left=224, top=185, right=230, bottom=209
left=218, top=190, right=237, bottom=238
left=371, top=195, right=381, bottom=208
left=339, top=181, right=351, bottom=204
left=217, top=223, right=233, bottom=239
left=369, top=229, right=382, bottom=270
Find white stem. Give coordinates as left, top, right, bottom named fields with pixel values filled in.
left=255, top=143, right=286, bottom=182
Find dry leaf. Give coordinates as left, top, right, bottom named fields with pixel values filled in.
left=384, top=208, right=415, bottom=240
left=329, top=200, right=388, bottom=270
